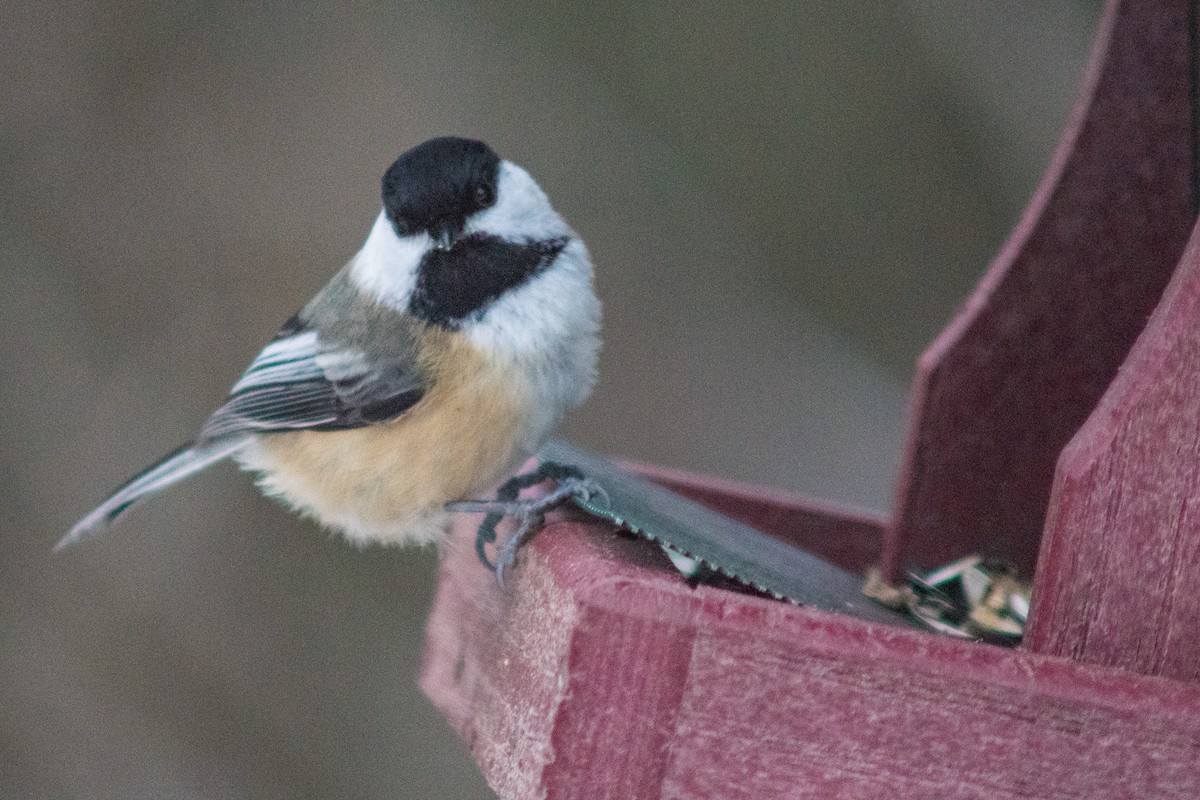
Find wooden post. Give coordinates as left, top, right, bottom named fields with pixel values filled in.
left=1027, top=214, right=1200, bottom=680
left=882, top=0, right=1194, bottom=581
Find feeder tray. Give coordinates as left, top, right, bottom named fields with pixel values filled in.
left=421, top=2, right=1200, bottom=797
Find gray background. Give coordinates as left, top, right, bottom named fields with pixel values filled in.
left=2, top=2, right=1098, bottom=797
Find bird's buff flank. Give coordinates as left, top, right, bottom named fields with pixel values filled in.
left=240, top=324, right=539, bottom=545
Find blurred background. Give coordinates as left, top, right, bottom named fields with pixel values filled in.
left=1, top=2, right=1100, bottom=797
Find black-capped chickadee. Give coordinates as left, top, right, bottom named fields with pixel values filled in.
left=59, top=137, right=601, bottom=554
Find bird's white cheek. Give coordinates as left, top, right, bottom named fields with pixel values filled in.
left=350, top=211, right=429, bottom=311
left=465, top=161, right=572, bottom=243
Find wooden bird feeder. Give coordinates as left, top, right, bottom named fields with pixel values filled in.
left=421, top=2, right=1200, bottom=796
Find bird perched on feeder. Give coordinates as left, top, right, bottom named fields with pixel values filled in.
left=59, top=137, right=602, bottom=572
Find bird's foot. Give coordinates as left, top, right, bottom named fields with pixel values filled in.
left=447, top=462, right=607, bottom=586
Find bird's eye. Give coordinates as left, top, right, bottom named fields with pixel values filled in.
left=474, top=183, right=495, bottom=208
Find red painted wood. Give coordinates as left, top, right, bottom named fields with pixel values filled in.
left=1027, top=220, right=1200, bottom=680
left=422, top=512, right=1200, bottom=799
left=883, top=0, right=1195, bottom=580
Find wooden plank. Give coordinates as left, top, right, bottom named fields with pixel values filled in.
left=1027, top=217, right=1200, bottom=680
left=883, top=0, right=1195, bottom=580
left=422, top=508, right=1200, bottom=799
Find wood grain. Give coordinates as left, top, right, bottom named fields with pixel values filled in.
left=422, top=507, right=1200, bottom=799
left=1028, top=218, right=1200, bottom=680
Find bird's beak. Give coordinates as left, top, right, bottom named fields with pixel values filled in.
left=431, top=221, right=461, bottom=252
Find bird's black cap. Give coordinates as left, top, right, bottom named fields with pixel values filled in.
left=382, top=137, right=501, bottom=238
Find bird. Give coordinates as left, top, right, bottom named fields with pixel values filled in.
left=58, top=136, right=602, bottom=567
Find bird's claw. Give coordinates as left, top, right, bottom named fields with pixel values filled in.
left=446, top=462, right=605, bottom=586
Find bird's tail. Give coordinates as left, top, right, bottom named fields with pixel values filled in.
left=56, top=436, right=249, bottom=551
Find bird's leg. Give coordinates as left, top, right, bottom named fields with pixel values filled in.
left=453, top=468, right=547, bottom=571
left=446, top=461, right=608, bottom=585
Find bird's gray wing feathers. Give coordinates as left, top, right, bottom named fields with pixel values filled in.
left=198, top=319, right=425, bottom=440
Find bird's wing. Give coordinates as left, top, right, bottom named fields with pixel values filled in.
left=198, top=314, right=426, bottom=441
left=59, top=281, right=429, bottom=549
